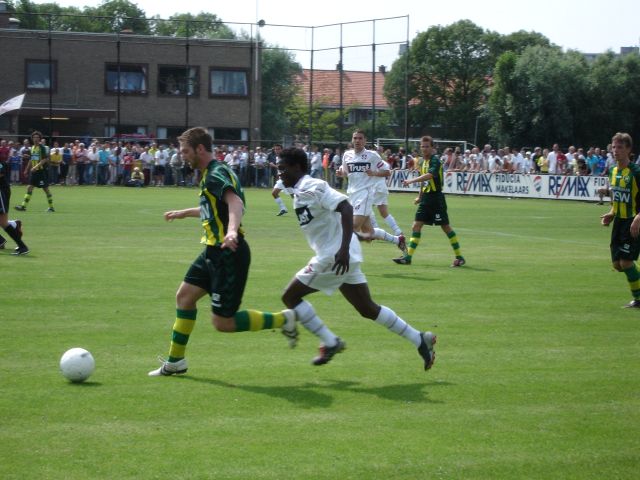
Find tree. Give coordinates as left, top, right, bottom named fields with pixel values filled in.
left=384, top=20, right=494, bottom=142
left=150, top=12, right=235, bottom=39
left=259, top=47, right=302, bottom=144
left=12, top=0, right=149, bottom=33
left=487, top=46, right=591, bottom=147
left=587, top=52, right=640, bottom=147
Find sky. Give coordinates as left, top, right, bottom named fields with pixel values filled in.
left=42, top=0, right=640, bottom=71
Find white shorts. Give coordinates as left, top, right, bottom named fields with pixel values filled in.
left=348, top=188, right=375, bottom=217
left=372, top=183, right=389, bottom=206
left=295, top=259, right=367, bottom=295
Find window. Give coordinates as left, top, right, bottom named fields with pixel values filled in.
left=105, top=125, right=148, bottom=138
left=213, top=128, right=247, bottom=141
left=209, top=69, right=248, bottom=96
left=345, top=110, right=356, bottom=125
left=106, top=64, right=148, bottom=94
left=26, top=60, right=56, bottom=91
left=158, top=66, right=199, bottom=96
left=157, top=127, right=184, bottom=142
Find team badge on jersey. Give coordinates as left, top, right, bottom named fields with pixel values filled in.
left=295, top=205, right=314, bottom=226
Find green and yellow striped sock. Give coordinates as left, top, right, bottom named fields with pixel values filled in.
left=233, top=310, right=287, bottom=331
left=406, top=231, right=421, bottom=260
left=168, top=309, right=197, bottom=362
left=22, top=192, right=32, bottom=206
left=623, top=264, right=640, bottom=300
left=46, top=192, right=54, bottom=207
left=447, top=230, right=462, bottom=258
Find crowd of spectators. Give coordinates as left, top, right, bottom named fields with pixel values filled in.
left=0, top=137, right=627, bottom=190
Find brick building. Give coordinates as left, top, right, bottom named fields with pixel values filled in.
left=0, top=14, right=261, bottom=145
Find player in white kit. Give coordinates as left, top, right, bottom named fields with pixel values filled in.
left=276, top=147, right=436, bottom=370
left=338, top=129, right=406, bottom=254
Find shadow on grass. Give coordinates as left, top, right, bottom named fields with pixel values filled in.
left=63, top=381, right=103, bottom=387
left=176, top=376, right=448, bottom=408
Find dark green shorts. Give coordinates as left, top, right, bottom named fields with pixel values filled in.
left=415, top=193, right=449, bottom=225
left=610, top=217, right=640, bottom=262
left=29, top=169, right=49, bottom=188
left=184, top=239, right=251, bottom=317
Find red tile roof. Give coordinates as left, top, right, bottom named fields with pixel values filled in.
left=296, top=69, right=388, bottom=109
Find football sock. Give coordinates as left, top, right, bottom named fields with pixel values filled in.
left=0, top=233, right=5, bottom=245
left=369, top=213, right=379, bottom=228
left=167, top=309, right=197, bottom=362
left=384, top=214, right=403, bottom=236
left=46, top=191, right=54, bottom=208
left=294, top=300, right=338, bottom=347
left=21, top=192, right=32, bottom=206
left=406, top=231, right=422, bottom=260
left=373, top=227, right=398, bottom=245
left=447, top=230, right=462, bottom=258
left=374, top=305, right=422, bottom=347
left=274, top=197, right=287, bottom=212
left=3, top=224, right=26, bottom=248
left=623, top=264, right=640, bottom=300
left=233, top=309, right=287, bottom=331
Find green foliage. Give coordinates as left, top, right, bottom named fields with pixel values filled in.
left=587, top=52, right=640, bottom=147
left=2, top=187, right=640, bottom=479
left=150, top=12, right=235, bottom=39
left=486, top=45, right=640, bottom=148
left=385, top=20, right=493, bottom=142
left=259, top=47, right=302, bottom=144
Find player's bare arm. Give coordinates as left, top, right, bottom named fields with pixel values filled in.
left=332, top=199, right=353, bottom=275
left=164, top=207, right=199, bottom=221
left=221, top=189, right=244, bottom=251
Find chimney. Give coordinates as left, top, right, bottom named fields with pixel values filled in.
left=378, top=65, right=386, bottom=74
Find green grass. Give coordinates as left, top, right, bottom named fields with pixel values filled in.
left=1, top=186, right=639, bottom=479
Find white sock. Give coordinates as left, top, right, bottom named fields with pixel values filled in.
left=384, top=214, right=402, bottom=236
left=369, top=213, right=379, bottom=228
left=373, top=227, right=398, bottom=245
left=274, top=197, right=287, bottom=211
left=375, top=305, right=422, bottom=347
left=294, top=300, right=338, bottom=347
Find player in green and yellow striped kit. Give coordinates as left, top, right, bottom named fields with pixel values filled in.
left=14, top=131, right=55, bottom=212
left=600, top=132, right=640, bottom=308
left=393, top=135, right=465, bottom=267
left=149, top=127, right=298, bottom=376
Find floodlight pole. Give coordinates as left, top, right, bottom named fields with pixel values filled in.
left=371, top=19, right=376, bottom=143
left=185, top=20, right=190, bottom=131
left=339, top=24, right=343, bottom=149
left=308, top=26, right=314, bottom=148
left=47, top=14, right=53, bottom=143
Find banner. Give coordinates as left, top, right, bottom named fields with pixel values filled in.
left=0, top=93, right=25, bottom=116
left=387, top=170, right=610, bottom=202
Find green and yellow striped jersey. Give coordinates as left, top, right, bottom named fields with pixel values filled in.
left=30, top=145, right=48, bottom=168
left=199, top=160, right=245, bottom=246
left=421, top=154, right=443, bottom=194
left=609, top=162, right=640, bottom=219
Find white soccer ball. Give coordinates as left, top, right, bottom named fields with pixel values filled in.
left=60, top=348, right=95, bottom=383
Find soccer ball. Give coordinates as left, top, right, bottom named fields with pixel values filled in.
left=59, top=348, right=95, bottom=383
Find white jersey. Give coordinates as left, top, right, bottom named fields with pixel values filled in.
left=292, top=175, right=363, bottom=264
left=341, top=148, right=385, bottom=195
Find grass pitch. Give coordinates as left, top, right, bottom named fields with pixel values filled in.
left=1, top=185, right=638, bottom=479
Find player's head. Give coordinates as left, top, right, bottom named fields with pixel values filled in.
left=31, top=130, right=42, bottom=142
left=420, top=135, right=434, bottom=154
left=352, top=129, right=366, bottom=151
left=178, top=127, right=213, bottom=153
left=278, top=147, right=308, bottom=187
left=612, top=132, right=633, bottom=161
left=612, top=132, right=632, bottom=150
